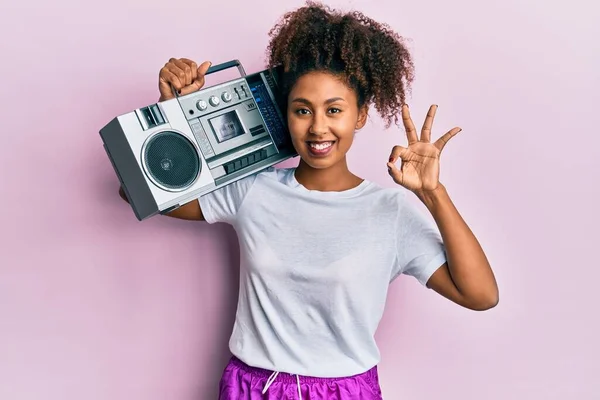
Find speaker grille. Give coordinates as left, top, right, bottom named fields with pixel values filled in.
left=143, top=131, right=200, bottom=190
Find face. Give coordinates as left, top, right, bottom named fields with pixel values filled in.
left=286, top=71, right=368, bottom=169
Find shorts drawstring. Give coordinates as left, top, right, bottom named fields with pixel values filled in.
left=261, top=371, right=279, bottom=394
left=262, top=370, right=302, bottom=399
left=296, top=375, right=301, bottom=398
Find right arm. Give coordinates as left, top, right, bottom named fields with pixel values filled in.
left=118, top=186, right=204, bottom=221
left=117, top=57, right=212, bottom=221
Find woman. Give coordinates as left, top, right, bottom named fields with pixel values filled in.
left=120, top=2, right=499, bottom=398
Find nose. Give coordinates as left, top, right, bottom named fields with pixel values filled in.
left=309, top=112, right=328, bottom=136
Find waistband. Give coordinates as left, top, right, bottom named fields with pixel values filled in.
left=228, top=356, right=379, bottom=384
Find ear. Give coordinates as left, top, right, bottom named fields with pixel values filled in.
left=355, top=105, right=369, bottom=130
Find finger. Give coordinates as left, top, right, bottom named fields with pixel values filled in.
left=166, top=63, right=187, bottom=89
left=434, top=127, right=462, bottom=152
left=159, top=68, right=183, bottom=92
left=178, top=61, right=211, bottom=95
left=401, top=104, right=418, bottom=144
left=171, top=58, right=193, bottom=86
left=388, top=145, right=410, bottom=163
left=196, top=61, right=212, bottom=82
left=179, top=58, right=198, bottom=81
left=182, top=64, right=210, bottom=96
left=179, top=76, right=206, bottom=96
left=421, top=104, right=437, bottom=143
left=386, top=161, right=404, bottom=186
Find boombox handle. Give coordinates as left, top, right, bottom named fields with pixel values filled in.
left=170, top=59, right=246, bottom=99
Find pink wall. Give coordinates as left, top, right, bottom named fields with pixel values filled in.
left=1, top=0, right=598, bottom=398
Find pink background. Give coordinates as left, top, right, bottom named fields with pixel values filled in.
left=1, top=0, right=598, bottom=398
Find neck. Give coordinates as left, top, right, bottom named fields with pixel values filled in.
left=294, top=158, right=363, bottom=192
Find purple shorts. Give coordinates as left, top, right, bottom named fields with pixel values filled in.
left=218, top=356, right=383, bottom=399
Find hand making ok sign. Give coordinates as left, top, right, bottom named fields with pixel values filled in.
left=387, top=104, right=462, bottom=192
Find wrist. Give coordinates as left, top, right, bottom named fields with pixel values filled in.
left=414, top=183, right=448, bottom=210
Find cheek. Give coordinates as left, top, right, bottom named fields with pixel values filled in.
left=286, top=116, right=307, bottom=141
left=333, top=118, right=358, bottom=140
left=337, top=132, right=355, bottom=152
left=340, top=114, right=359, bottom=130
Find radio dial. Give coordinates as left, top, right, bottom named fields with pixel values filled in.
left=196, top=100, right=208, bottom=111
left=222, top=92, right=232, bottom=102
left=209, top=96, right=220, bottom=107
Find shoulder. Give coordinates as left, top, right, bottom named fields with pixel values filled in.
left=256, top=166, right=294, bottom=180
left=197, top=167, right=297, bottom=225
left=224, top=166, right=291, bottom=192
left=357, top=182, right=434, bottom=229
left=252, top=166, right=297, bottom=188
left=359, top=180, right=409, bottom=209
left=217, top=166, right=297, bottom=203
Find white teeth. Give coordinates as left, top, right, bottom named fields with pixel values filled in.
left=309, top=141, right=333, bottom=150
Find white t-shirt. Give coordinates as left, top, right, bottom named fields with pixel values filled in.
left=198, top=167, right=446, bottom=377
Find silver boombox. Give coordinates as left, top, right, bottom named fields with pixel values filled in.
left=99, top=60, right=297, bottom=221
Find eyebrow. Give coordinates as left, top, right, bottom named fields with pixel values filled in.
left=291, top=97, right=345, bottom=105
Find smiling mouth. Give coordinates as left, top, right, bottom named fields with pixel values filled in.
left=306, top=140, right=335, bottom=156
left=307, top=141, right=334, bottom=149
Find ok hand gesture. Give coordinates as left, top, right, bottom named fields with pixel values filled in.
left=387, top=105, right=462, bottom=193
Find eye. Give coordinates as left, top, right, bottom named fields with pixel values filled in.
left=294, top=108, right=311, bottom=115
left=328, top=108, right=341, bottom=114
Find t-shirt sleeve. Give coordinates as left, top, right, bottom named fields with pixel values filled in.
left=391, top=192, right=447, bottom=286
left=197, top=173, right=258, bottom=225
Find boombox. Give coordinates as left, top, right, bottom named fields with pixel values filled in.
left=99, top=60, right=297, bottom=221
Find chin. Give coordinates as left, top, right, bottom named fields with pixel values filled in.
left=298, top=154, right=346, bottom=170
left=300, top=157, right=337, bottom=169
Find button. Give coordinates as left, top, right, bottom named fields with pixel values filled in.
left=222, top=92, right=232, bottom=102
left=196, top=100, right=208, bottom=111
left=234, top=160, right=242, bottom=170
left=209, top=96, right=220, bottom=107
left=241, top=158, right=248, bottom=168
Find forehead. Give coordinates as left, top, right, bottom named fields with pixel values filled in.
left=289, top=71, right=356, bottom=101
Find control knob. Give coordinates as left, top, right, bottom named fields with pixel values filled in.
left=222, top=91, right=232, bottom=102
left=209, top=95, right=220, bottom=107
left=196, top=100, right=208, bottom=111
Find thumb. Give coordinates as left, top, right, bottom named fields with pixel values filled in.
left=180, top=61, right=212, bottom=96
left=387, top=145, right=410, bottom=186
left=197, top=60, right=212, bottom=76
left=387, top=161, right=404, bottom=186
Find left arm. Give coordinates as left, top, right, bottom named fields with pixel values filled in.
left=415, top=184, right=499, bottom=311
left=388, top=104, right=498, bottom=311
